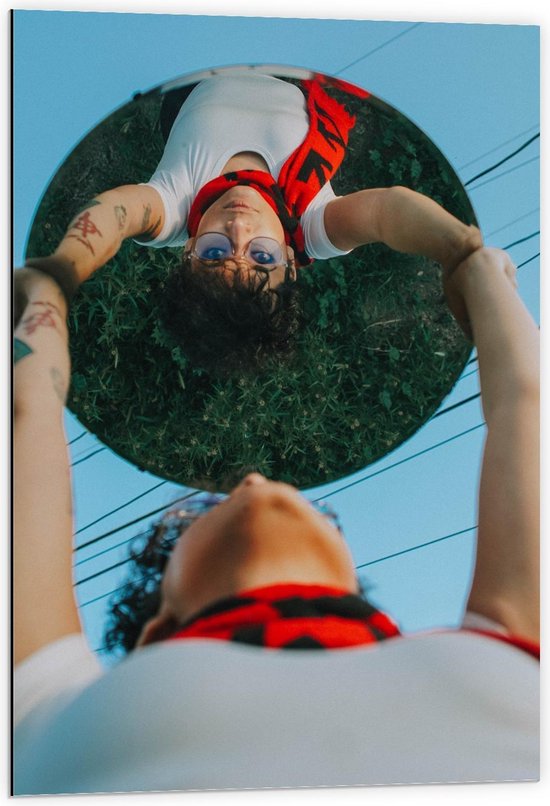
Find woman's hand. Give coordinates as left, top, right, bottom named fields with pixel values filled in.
left=442, top=246, right=518, bottom=339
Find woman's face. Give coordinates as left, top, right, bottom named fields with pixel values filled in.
left=137, top=474, right=357, bottom=646
left=185, top=186, right=294, bottom=287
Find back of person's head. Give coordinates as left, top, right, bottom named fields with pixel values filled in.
left=159, top=254, right=301, bottom=375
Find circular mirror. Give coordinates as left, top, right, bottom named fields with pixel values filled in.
left=26, top=64, right=476, bottom=491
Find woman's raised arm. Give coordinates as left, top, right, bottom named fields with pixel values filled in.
left=446, top=247, right=539, bottom=642
left=14, top=269, right=79, bottom=664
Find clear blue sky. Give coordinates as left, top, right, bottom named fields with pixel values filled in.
left=12, top=11, right=540, bottom=661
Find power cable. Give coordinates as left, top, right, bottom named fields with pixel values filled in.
left=71, top=447, right=107, bottom=468
left=76, top=556, right=134, bottom=587
left=355, top=525, right=477, bottom=570
left=67, top=431, right=88, bottom=446
left=458, top=124, right=539, bottom=171
left=503, top=231, right=539, bottom=251
left=517, top=253, right=540, bottom=270
left=464, top=133, right=539, bottom=186
left=75, top=481, right=168, bottom=535
left=312, top=422, right=485, bottom=502
left=466, top=156, right=539, bottom=192
left=74, top=490, right=200, bottom=552
left=458, top=367, right=479, bottom=383
left=81, top=583, right=129, bottom=609
left=74, top=532, right=144, bottom=568
left=430, top=393, right=480, bottom=420
left=486, top=208, right=539, bottom=239
left=71, top=443, right=102, bottom=461
left=334, top=22, right=423, bottom=75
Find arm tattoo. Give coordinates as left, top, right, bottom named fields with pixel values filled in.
left=13, top=337, right=33, bottom=363
left=141, top=215, right=162, bottom=241
left=75, top=199, right=101, bottom=216
left=141, top=203, right=152, bottom=233
left=21, top=301, right=63, bottom=335
left=66, top=234, right=96, bottom=255
left=66, top=210, right=103, bottom=256
left=50, top=367, right=68, bottom=404
left=114, top=204, right=127, bottom=231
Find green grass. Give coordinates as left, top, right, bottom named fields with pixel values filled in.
left=26, top=76, right=475, bottom=491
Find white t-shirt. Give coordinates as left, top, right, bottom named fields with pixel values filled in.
left=13, top=629, right=539, bottom=795
left=135, top=73, right=351, bottom=260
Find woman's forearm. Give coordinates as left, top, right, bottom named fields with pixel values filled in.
left=27, top=184, right=164, bottom=286
left=375, top=186, right=482, bottom=273
left=324, top=186, right=482, bottom=272
left=453, top=249, right=539, bottom=423
left=48, top=192, right=128, bottom=285
left=450, top=248, right=540, bottom=640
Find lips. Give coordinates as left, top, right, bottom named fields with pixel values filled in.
left=223, top=202, right=257, bottom=211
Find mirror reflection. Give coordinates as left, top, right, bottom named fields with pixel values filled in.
left=25, top=66, right=478, bottom=489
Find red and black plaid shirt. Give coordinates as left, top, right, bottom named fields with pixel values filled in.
left=167, top=583, right=400, bottom=650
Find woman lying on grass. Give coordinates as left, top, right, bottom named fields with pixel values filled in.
left=24, top=72, right=481, bottom=372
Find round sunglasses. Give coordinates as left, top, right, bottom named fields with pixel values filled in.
left=191, top=232, right=288, bottom=271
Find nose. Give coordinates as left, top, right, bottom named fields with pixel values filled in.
left=225, top=215, right=252, bottom=255
left=228, top=472, right=268, bottom=501
left=241, top=472, right=267, bottom=487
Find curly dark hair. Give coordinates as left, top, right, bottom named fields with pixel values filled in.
left=159, top=254, right=302, bottom=375
left=103, top=495, right=371, bottom=657
left=103, top=503, right=187, bottom=656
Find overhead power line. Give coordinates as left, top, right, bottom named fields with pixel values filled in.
left=76, top=556, right=134, bottom=587
left=334, top=22, right=423, bottom=75
left=466, top=156, right=539, bottom=192
left=356, top=525, right=477, bottom=569
left=517, top=253, right=540, bottom=270
left=67, top=431, right=88, bottom=446
left=458, top=367, right=479, bottom=383
left=74, top=532, right=143, bottom=568
left=75, top=481, right=168, bottom=535
left=71, top=443, right=102, bottom=461
left=430, top=393, right=480, bottom=420
left=81, top=582, right=128, bottom=609
left=74, top=402, right=482, bottom=581
left=75, top=490, right=200, bottom=552
left=312, top=422, right=485, bottom=503
left=503, top=231, right=540, bottom=251
left=465, top=133, right=539, bottom=186
left=458, top=124, right=539, bottom=171
left=71, top=447, right=107, bottom=468
left=486, top=208, right=539, bottom=239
